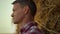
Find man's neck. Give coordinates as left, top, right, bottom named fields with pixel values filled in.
left=18, top=15, right=34, bottom=29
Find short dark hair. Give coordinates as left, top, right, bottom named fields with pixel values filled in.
left=12, top=0, right=37, bottom=17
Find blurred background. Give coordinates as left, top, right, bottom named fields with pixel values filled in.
left=0, top=0, right=16, bottom=34
left=0, top=0, right=60, bottom=34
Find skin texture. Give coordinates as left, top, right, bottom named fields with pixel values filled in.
left=11, top=3, right=33, bottom=24
left=11, top=3, right=26, bottom=24
left=11, top=2, right=34, bottom=30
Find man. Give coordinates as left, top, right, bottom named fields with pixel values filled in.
left=11, top=0, right=44, bottom=34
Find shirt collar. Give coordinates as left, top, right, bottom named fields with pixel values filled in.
left=20, top=21, right=37, bottom=32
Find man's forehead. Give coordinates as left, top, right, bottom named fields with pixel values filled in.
left=13, top=3, right=21, bottom=9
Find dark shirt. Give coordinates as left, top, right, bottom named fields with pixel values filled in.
left=20, top=21, right=44, bottom=34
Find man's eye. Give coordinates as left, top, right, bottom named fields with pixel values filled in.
left=13, top=9, right=15, bottom=11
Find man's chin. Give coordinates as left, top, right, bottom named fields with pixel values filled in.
left=13, top=20, right=22, bottom=24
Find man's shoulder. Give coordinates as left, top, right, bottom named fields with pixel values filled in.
left=28, top=25, right=44, bottom=34
left=21, top=22, right=44, bottom=34
left=25, top=22, right=44, bottom=34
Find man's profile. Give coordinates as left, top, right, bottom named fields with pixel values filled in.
left=11, top=0, right=44, bottom=34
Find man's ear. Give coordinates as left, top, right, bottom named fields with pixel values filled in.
left=23, top=6, right=30, bottom=14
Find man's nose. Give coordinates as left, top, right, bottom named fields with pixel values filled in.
left=11, top=13, right=14, bottom=17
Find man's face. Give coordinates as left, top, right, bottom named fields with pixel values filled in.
left=11, top=3, right=26, bottom=24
